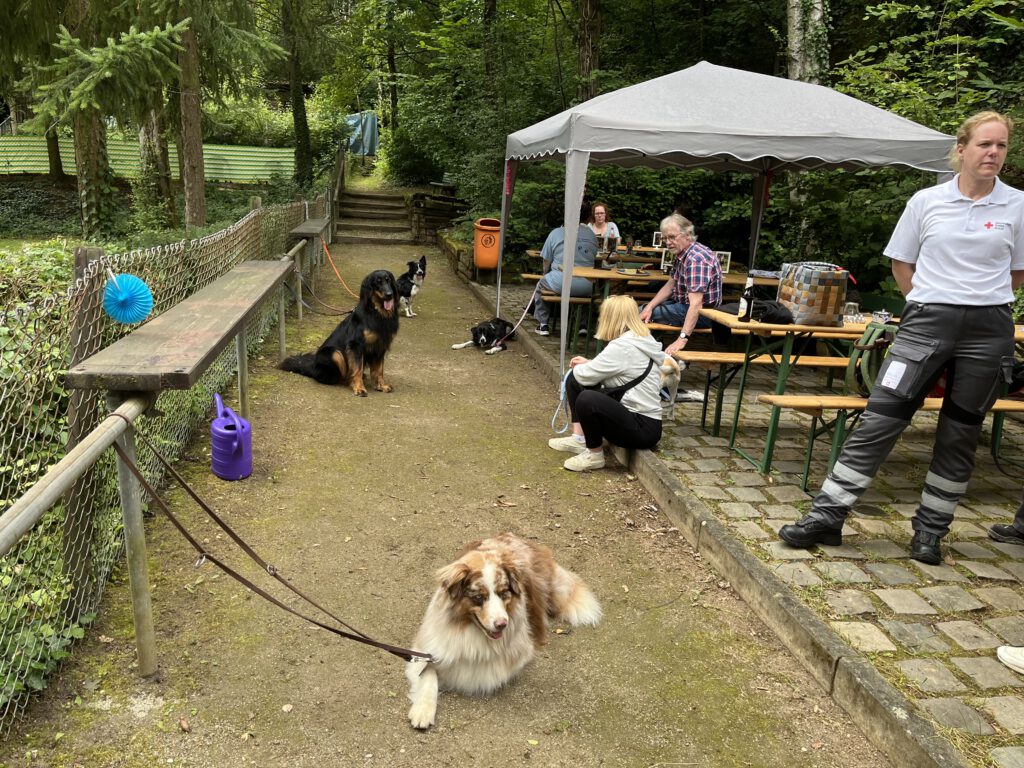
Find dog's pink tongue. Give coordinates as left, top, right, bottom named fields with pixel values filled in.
left=385, top=299, right=395, bottom=311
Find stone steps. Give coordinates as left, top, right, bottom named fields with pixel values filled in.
left=337, top=217, right=409, bottom=232
left=334, top=232, right=418, bottom=246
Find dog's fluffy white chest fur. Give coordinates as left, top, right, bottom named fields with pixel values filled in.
left=413, top=595, right=535, bottom=696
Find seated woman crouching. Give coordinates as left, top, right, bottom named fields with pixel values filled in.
left=549, top=295, right=669, bottom=472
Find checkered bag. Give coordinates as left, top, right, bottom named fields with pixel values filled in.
left=775, top=261, right=848, bottom=327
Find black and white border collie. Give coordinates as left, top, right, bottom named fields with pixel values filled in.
left=451, top=317, right=516, bottom=355
left=396, top=255, right=426, bottom=317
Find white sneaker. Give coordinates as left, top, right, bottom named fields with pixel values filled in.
left=548, top=436, right=587, bottom=454
left=675, top=389, right=705, bottom=403
left=997, top=646, right=1024, bottom=675
left=564, top=450, right=605, bottom=472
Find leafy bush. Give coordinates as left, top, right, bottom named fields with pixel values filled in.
left=379, top=126, right=442, bottom=185
left=203, top=100, right=295, bottom=147
left=0, top=510, right=96, bottom=709
left=0, top=179, right=82, bottom=239
left=0, top=240, right=76, bottom=306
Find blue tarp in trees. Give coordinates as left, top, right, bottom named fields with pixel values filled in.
left=345, top=111, right=378, bottom=156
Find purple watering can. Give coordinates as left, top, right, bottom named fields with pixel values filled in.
left=211, top=394, right=252, bottom=480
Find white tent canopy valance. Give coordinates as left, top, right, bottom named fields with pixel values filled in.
left=496, top=61, right=954, bottom=372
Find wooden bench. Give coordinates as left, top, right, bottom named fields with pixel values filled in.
left=286, top=218, right=330, bottom=321
left=429, top=172, right=457, bottom=196
left=757, top=394, right=1024, bottom=490
left=646, top=322, right=855, bottom=343
left=66, top=259, right=294, bottom=420
left=673, top=351, right=850, bottom=436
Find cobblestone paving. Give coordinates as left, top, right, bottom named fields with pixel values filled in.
left=484, top=279, right=1024, bottom=767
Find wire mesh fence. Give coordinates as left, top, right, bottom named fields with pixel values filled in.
left=0, top=194, right=326, bottom=734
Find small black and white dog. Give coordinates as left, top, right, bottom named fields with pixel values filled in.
left=396, top=255, right=427, bottom=317
left=452, top=317, right=516, bottom=355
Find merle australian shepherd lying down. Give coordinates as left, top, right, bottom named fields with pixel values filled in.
left=280, top=270, right=399, bottom=396
left=405, top=533, right=601, bottom=730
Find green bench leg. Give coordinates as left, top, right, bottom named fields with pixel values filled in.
left=800, top=408, right=854, bottom=492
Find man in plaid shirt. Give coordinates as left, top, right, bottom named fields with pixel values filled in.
left=639, top=213, right=722, bottom=356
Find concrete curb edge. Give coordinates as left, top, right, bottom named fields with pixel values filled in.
left=466, top=278, right=968, bottom=768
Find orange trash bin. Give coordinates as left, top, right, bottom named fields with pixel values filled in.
left=473, top=218, right=501, bottom=269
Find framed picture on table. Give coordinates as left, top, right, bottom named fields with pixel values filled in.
left=714, top=250, right=732, bottom=274
left=659, top=248, right=673, bottom=272
left=652, top=231, right=663, bottom=248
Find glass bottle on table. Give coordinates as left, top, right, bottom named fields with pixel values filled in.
left=737, top=276, right=755, bottom=322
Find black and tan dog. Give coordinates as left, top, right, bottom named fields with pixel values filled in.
left=281, top=270, right=400, bottom=396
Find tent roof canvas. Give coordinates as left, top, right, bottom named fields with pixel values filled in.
left=505, top=61, right=953, bottom=173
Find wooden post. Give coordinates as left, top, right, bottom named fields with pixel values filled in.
left=306, top=234, right=318, bottom=295
left=249, top=196, right=262, bottom=210
left=278, top=288, right=287, bottom=364
left=108, top=392, right=157, bottom=677
left=294, top=249, right=303, bottom=323
left=62, top=246, right=105, bottom=620
left=235, top=331, right=250, bottom=421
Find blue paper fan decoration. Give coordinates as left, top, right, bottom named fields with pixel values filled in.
left=103, top=273, right=154, bottom=324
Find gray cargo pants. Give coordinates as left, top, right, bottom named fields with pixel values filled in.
left=806, top=303, right=1014, bottom=537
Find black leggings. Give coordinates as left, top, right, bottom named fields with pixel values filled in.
left=566, top=372, right=662, bottom=450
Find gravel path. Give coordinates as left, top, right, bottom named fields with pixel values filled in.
left=0, top=241, right=887, bottom=768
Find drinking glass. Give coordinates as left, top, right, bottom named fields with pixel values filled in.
left=843, top=302, right=859, bottom=324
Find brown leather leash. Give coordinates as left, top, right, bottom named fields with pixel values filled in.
left=108, top=413, right=431, bottom=663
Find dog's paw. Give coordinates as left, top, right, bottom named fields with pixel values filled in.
left=408, top=702, right=436, bottom=730
left=485, top=346, right=502, bottom=355
left=353, top=389, right=368, bottom=397
left=377, top=383, right=394, bottom=393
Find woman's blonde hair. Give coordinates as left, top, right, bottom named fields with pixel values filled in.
left=948, top=110, right=1014, bottom=171
left=595, top=295, right=650, bottom=342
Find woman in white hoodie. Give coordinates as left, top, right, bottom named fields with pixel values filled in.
left=549, top=295, right=666, bottom=472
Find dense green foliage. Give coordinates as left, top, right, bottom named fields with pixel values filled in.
left=3, top=0, right=1024, bottom=275
left=319, top=0, right=1023, bottom=296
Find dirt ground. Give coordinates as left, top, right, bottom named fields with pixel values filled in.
left=0, top=244, right=890, bottom=768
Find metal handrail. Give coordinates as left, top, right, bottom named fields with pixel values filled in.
left=0, top=395, right=152, bottom=558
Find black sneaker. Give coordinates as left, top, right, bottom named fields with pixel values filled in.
left=988, top=524, right=1024, bottom=546
left=778, top=518, right=843, bottom=548
left=910, top=531, right=942, bottom=565
left=535, top=324, right=550, bottom=336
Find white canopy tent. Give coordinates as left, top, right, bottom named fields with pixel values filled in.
left=497, top=61, right=954, bottom=372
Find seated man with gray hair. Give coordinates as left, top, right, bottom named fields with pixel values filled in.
left=639, top=213, right=723, bottom=356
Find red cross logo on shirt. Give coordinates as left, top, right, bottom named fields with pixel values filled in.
left=985, top=221, right=994, bottom=229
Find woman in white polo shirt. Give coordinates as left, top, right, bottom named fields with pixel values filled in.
left=780, top=110, right=1024, bottom=564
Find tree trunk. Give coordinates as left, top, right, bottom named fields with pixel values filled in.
left=179, top=24, right=206, bottom=228
left=787, top=0, right=828, bottom=83
left=483, top=0, right=497, bottom=79
left=140, top=107, right=179, bottom=227
left=45, top=125, right=66, bottom=180
left=73, top=109, right=111, bottom=239
left=283, top=0, right=313, bottom=190
left=578, top=0, right=600, bottom=101
left=386, top=3, right=398, bottom=130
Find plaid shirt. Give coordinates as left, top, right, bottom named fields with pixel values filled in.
left=670, top=240, right=722, bottom=307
